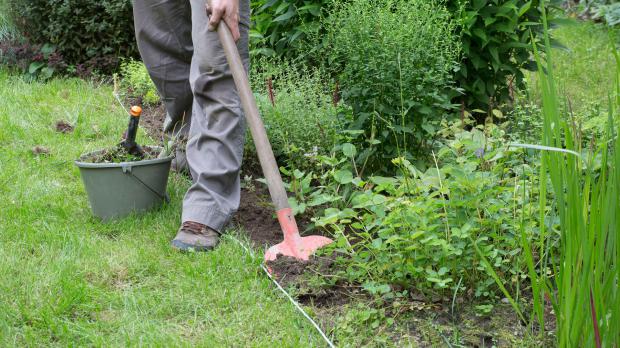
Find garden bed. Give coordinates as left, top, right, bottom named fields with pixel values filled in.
left=136, top=98, right=554, bottom=346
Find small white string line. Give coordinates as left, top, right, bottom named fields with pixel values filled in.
left=224, top=235, right=337, bottom=348
left=113, top=92, right=131, bottom=116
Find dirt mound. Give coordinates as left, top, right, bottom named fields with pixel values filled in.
left=32, top=145, right=50, bottom=156
left=266, top=253, right=353, bottom=308
left=233, top=187, right=282, bottom=247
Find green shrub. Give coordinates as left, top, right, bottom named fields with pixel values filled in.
left=249, top=58, right=343, bottom=172
left=591, top=2, right=620, bottom=26
left=252, top=0, right=559, bottom=120
left=8, top=0, right=137, bottom=71
left=322, top=0, right=460, bottom=171
left=119, top=59, right=160, bottom=105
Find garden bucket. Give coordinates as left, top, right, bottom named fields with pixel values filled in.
left=75, top=147, right=173, bottom=221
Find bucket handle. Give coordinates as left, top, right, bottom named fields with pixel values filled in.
left=122, top=163, right=171, bottom=203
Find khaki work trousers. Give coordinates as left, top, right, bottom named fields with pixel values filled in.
left=133, top=0, right=250, bottom=231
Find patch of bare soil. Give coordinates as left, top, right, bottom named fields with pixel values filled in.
left=232, top=186, right=283, bottom=247
left=266, top=253, right=359, bottom=308
left=140, top=103, right=166, bottom=140
left=54, top=120, right=74, bottom=133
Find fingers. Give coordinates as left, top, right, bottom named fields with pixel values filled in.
left=206, top=1, right=241, bottom=42
left=207, top=6, right=224, bottom=33
left=224, top=16, right=241, bottom=42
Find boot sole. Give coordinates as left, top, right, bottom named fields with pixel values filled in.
left=171, top=239, right=216, bottom=252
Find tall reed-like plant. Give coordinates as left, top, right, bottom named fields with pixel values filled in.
left=527, top=6, right=619, bottom=346
left=477, top=4, right=619, bottom=346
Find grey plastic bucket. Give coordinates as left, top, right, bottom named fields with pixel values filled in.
left=75, top=147, right=174, bottom=221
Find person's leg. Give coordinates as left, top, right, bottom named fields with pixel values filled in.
left=133, top=0, right=193, bottom=171
left=181, top=0, right=250, bottom=232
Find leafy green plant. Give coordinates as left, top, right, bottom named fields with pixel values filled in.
left=0, top=0, right=17, bottom=41
left=571, top=0, right=620, bottom=26
left=446, top=0, right=562, bottom=112
left=591, top=2, right=620, bottom=26
left=23, top=43, right=57, bottom=80
left=322, top=0, right=460, bottom=172
left=119, top=59, right=160, bottom=105
left=0, top=40, right=67, bottom=81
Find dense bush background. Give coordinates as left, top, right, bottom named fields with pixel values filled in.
left=7, top=0, right=137, bottom=72
left=567, top=0, right=620, bottom=26
left=446, top=0, right=561, bottom=112
left=250, top=0, right=336, bottom=59
left=0, top=0, right=17, bottom=41
left=3, top=0, right=561, bottom=115
left=251, top=0, right=562, bottom=114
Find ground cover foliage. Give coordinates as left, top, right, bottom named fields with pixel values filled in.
left=297, top=120, right=539, bottom=300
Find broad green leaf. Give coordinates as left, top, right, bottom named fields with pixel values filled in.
left=333, top=170, right=353, bottom=184
left=28, top=62, right=45, bottom=74
left=342, top=143, right=357, bottom=158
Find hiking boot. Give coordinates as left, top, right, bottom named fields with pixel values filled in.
left=171, top=221, right=220, bottom=252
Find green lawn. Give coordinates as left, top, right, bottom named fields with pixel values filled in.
left=0, top=71, right=324, bottom=346
left=526, top=20, right=618, bottom=132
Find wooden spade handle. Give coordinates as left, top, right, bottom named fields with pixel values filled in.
left=214, top=19, right=290, bottom=211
